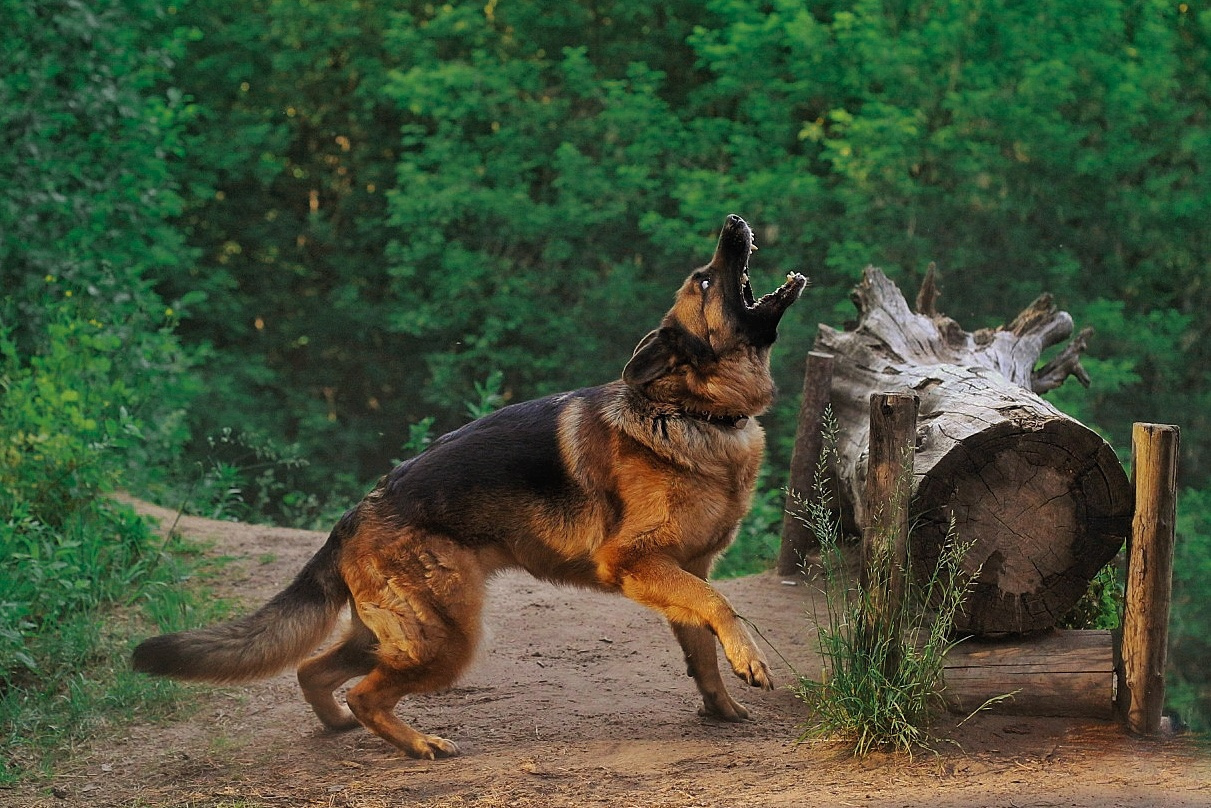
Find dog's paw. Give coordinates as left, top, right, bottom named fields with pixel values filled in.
left=733, top=654, right=775, bottom=690
left=699, top=693, right=750, bottom=722
left=406, top=734, right=461, bottom=760
left=320, top=709, right=363, bottom=732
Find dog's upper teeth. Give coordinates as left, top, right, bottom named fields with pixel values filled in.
left=750, top=242, right=758, bottom=253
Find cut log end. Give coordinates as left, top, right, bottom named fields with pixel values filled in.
left=913, top=425, right=1132, bottom=635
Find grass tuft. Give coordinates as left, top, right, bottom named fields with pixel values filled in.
left=790, top=420, right=978, bottom=757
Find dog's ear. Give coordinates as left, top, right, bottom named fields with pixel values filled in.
left=623, top=328, right=677, bottom=386
left=624, top=326, right=715, bottom=386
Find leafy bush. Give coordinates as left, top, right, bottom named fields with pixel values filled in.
left=0, top=303, right=213, bottom=782
left=160, top=426, right=354, bottom=530
left=1, top=310, right=150, bottom=680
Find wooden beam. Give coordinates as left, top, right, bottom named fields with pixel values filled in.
left=943, top=630, right=1116, bottom=719
left=1119, top=423, right=1180, bottom=735
left=777, top=351, right=834, bottom=576
left=861, top=392, right=918, bottom=600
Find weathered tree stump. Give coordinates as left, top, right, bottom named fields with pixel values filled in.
left=814, top=266, right=1133, bottom=635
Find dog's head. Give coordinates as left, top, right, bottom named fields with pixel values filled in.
left=623, top=214, right=807, bottom=418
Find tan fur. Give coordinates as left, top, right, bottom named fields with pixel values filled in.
left=132, top=215, right=806, bottom=761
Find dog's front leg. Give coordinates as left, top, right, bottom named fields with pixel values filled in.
left=606, top=554, right=774, bottom=693
left=668, top=556, right=753, bottom=721
left=670, top=622, right=751, bottom=721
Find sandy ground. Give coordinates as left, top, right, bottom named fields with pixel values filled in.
left=8, top=502, right=1209, bottom=808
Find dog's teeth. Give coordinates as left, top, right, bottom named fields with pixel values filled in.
left=750, top=243, right=758, bottom=253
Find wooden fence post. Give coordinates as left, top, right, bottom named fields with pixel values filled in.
left=859, top=392, right=918, bottom=674
left=777, top=351, right=834, bottom=576
left=1119, top=422, right=1180, bottom=735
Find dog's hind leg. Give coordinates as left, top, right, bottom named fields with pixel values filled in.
left=298, top=610, right=377, bottom=731
left=345, top=664, right=464, bottom=759
left=341, top=534, right=485, bottom=759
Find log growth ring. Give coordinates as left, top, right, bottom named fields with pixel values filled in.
left=913, top=423, right=1131, bottom=635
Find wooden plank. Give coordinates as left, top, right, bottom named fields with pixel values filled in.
left=946, top=630, right=1114, bottom=672
left=943, top=671, right=1115, bottom=719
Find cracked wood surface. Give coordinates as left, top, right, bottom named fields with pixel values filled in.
left=813, top=266, right=1131, bottom=634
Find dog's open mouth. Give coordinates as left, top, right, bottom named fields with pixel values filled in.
left=717, top=214, right=807, bottom=330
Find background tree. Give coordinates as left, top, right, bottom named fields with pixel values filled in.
left=0, top=0, right=195, bottom=471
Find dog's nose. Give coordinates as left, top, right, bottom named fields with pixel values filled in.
left=726, top=214, right=742, bottom=226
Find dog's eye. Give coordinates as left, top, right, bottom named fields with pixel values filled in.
left=699, top=278, right=711, bottom=292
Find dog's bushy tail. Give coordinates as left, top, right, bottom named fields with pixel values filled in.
left=133, top=514, right=355, bottom=684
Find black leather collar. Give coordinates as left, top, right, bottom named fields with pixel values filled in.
left=682, top=409, right=751, bottom=429
left=632, top=389, right=751, bottom=431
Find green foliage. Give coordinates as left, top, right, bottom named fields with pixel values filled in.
left=164, top=426, right=353, bottom=529
left=0, top=305, right=221, bottom=782
left=1171, top=487, right=1211, bottom=733
left=1057, top=563, right=1123, bottom=631
left=0, top=0, right=191, bottom=302
left=0, top=0, right=198, bottom=485
left=0, top=0, right=212, bottom=780
left=155, top=0, right=829, bottom=501
left=1, top=307, right=153, bottom=681
left=153, top=0, right=1211, bottom=516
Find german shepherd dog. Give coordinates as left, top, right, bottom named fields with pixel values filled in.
left=134, top=214, right=807, bottom=759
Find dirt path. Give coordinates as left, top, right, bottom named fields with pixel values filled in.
left=12, top=503, right=1209, bottom=807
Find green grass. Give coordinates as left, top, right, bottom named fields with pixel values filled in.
left=788, top=430, right=985, bottom=757
left=793, top=522, right=974, bottom=756
left=0, top=529, right=233, bottom=785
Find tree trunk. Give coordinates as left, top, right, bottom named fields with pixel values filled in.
left=814, top=266, right=1133, bottom=635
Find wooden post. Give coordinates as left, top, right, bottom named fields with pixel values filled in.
left=1119, top=423, right=1180, bottom=735
left=777, top=351, right=834, bottom=575
left=860, top=393, right=919, bottom=670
